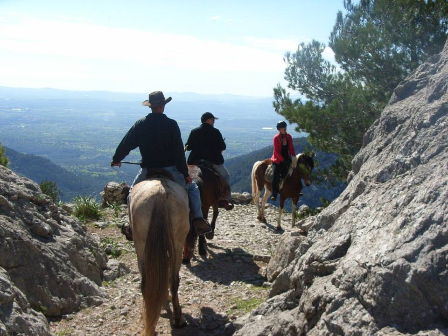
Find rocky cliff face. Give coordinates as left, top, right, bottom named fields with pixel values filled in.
left=0, top=166, right=107, bottom=335
left=235, top=42, right=448, bottom=335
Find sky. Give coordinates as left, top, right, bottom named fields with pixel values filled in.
left=0, top=0, right=345, bottom=97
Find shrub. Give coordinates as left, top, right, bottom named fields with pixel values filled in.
left=40, top=180, right=61, bottom=202
left=101, top=237, right=122, bottom=258
left=0, top=143, right=8, bottom=167
left=73, top=196, right=101, bottom=221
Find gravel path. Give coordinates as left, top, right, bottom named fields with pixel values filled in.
left=50, top=203, right=296, bottom=336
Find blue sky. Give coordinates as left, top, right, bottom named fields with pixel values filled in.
left=0, top=0, right=345, bottom=97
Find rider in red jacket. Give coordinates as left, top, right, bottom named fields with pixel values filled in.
left=270, top=121, right=295, bottom=201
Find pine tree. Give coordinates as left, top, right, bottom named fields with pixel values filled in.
left=275, top=0, right=448, bottom=181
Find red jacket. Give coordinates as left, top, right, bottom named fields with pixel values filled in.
left=270, top=133, right=295, bottom=164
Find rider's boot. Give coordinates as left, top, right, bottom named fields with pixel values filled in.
left=193, top=217, right=212, bottom=235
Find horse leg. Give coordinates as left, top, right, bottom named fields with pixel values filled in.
left=291, top=203, right=297, bottom=228
left=254, top=189, right=263, bottom=222
left=171, top=260, right=186, bottom=328
left=198, top=235, right=207, bottom=256
left=253, top=184, right=260, bottom=212
left=277, top=197, right=285, bottom=230
left=182, top=226, right=196, bottom=264
left=259, top=188, right=270, bottom=224
left=198, top=207, right=210, bottom=256
left=205, top=205, right=219, bottom=240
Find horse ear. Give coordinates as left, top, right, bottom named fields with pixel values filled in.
left=310, top=152, right=315, bottom=158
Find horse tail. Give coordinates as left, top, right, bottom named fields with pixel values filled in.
left=251, top=161, right=262, bottom=203
left=142, top=197, right=174, bottom=336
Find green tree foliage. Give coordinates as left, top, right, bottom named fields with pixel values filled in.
left=330, top=0, right=448, bottom=103
left=40, top=180, right=61, bottom=203
left=0, top=143, right=9, bottom=167
left=274, top=0, right=448, bottom=181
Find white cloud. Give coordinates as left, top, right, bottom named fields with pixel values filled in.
left=0, top=16, right=302, bottom=95
left=0, top=18, right=285, bottom=73
left=210, top=16, right=220, bottom=21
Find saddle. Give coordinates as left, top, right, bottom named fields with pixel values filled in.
left=190, top=160, right=221, bottom=179
left=264, top=156, right=298, bottom=189
left=188, top=162, right=230, bottom=200
left=145, top=168, right=175, bottom=181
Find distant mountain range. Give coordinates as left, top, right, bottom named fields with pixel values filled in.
left=0, top=86, right=277, bottom=103
left=5, top=138, right=346, bottom=208
left=1, top=86, right=332, bottom=208
left=5, top=147, right=106, bottom=201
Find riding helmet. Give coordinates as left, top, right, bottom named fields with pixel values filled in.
left=276, top=121, right=287, bottom=130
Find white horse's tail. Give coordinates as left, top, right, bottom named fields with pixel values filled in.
left=251, top=161, right=262, bottom=204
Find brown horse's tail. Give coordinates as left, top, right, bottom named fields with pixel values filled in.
left=142, top=198, right=175, bottom=336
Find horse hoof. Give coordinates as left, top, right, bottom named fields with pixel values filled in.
left=257, top=215, right=266, bottom=223
left=205, top=231, right=214, bottom=240
left=173, top=316, right=187, bottom=328
left=182, top=259, right=190, bottom=265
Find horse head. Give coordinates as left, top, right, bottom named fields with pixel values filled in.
left=295, top=153, right=315, bottom=186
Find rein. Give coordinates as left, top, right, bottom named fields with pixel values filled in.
left=111, top=167, right=135, bottom=178
left=111, top=161, right=141, bottom=178
left=121, top=161, right=141, bottom=165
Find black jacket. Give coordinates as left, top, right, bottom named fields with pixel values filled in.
left=186, top=123, right=226, bottom=165
left=112, top=113, right=188, bottom=177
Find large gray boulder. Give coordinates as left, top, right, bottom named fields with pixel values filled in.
left=0, top=166, right=107, bottom=333
left=235, top=42, right=448, bottom=335
left=0, top=268, right=50, bottom=336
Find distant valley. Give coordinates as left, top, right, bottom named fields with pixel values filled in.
left=1, top=86, right=343, bottom=207
left=0, top=86, right=306, bottom=181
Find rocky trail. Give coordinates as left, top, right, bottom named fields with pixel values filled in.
left=49, top=202, right=300, bottom=336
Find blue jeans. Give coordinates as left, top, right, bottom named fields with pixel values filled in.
left=130, top=166, right=203, bottom=218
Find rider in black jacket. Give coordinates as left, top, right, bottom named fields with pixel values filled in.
left=185, top=112, right=234, bottom=210
left=111, top=91, right=211, bottom=236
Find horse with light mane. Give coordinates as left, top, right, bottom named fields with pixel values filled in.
left=251, top=153, right=315, bottom=230
left=129, top=169, right=190, bottom=336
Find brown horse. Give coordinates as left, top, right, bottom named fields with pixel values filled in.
left=251, top=153, right=315, bottom=230
left=129, top=173, right=190, bottom=336
left=182, top=164, right=230, bottom=262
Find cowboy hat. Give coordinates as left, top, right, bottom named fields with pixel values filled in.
left=142, top=91, right=172, bottom=107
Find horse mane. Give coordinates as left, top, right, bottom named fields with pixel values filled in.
left=145, top=168, right=174, bottom=181
left=291, top=154, right=301, bottom=169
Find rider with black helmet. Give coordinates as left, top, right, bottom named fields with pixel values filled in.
left=270, top=121, right=296, bottom=201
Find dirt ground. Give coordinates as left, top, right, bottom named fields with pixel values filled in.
left=49, top=203, right=294, bottom=336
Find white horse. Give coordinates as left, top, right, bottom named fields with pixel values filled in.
left=129, top=174, right=190, bottom=336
